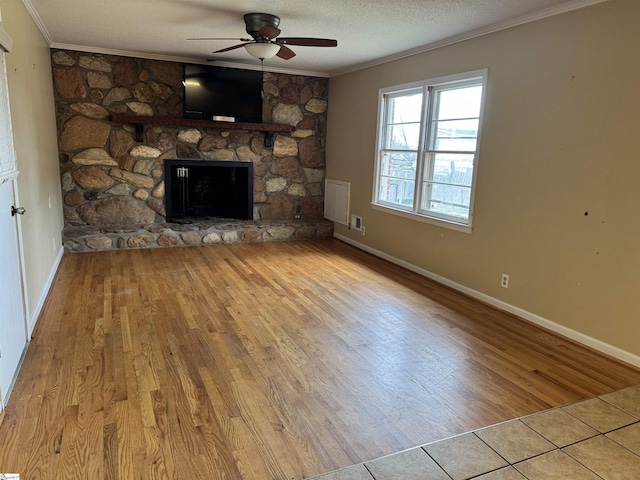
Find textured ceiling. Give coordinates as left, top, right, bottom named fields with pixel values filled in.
left=25, top=0, right=606, bottom=76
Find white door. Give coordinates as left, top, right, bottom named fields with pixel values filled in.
left=0, top=41, right=28, bottom=410
left=0, top=178, right=27, bottom=408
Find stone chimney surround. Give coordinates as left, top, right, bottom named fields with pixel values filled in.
left=51, top=50, right=333, bottom=251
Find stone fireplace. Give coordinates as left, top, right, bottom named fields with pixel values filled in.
left=51, top=50, right=333, bottom=251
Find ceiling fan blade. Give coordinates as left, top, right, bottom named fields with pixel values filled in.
left=276, top=45, right=296, bottom=60
left=212, top=43, right=251, bottom=54
left=258, top=25, right=281, bottom=39
left=188, top=37, right=252, bottom=41
left=277, top=37, right=337, bottom=47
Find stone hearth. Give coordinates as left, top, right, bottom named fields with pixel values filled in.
left=52, top=50, right=332, bottom=251
left=63, top=219, right=333, bottom=252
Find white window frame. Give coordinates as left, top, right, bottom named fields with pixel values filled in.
left=372, top=69, right=488, bottom=233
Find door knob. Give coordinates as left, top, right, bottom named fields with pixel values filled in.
left=11, top=206, right=26, bottom=216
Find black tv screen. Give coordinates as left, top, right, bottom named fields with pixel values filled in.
left=183, top=64, right=263, bottom=123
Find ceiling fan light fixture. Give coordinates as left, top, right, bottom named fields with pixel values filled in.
left=245, top=42, right=280, bottom=59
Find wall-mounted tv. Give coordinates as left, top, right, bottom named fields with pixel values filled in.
left=183, top=64, right=263, bottom=123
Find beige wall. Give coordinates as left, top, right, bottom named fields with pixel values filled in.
left=1, top=0, right=63, bottom=322
left=327, top=0, right=640, bottom=357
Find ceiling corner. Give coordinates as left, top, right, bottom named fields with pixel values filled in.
left=20, top=0, right=53, bottom=46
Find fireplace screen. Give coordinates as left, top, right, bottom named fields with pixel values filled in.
left=164, top=159, right=253, bottom=223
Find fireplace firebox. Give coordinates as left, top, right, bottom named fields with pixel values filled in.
left=164, top=159, right=253, bottom=223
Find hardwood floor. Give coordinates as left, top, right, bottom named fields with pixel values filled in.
left=1, top=239, right=639, bottom=479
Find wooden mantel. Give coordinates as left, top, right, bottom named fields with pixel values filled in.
left=109, top=115, right=295, bottom=147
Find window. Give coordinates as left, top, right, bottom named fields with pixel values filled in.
left=373, top=70, right=487, bottom=231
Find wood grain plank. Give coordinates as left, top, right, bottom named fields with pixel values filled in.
left=1, top=239, right=639, bottom=479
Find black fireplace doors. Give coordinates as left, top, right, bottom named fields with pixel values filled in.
left=164, top=159, right=253, bottom=223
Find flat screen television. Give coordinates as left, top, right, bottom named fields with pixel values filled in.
left=183, top=64, right=263, bottom=123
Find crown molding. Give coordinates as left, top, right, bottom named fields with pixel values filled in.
left=330, top=0, right=611, bottom=76
left=23, top=0, right=608, bottom=78
left=23, top=0, right=329, bottom=76
left=20, top=0, right=53, bottom=45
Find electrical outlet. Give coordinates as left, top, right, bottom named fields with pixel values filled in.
left=501, top=273, right=509, bottom=288
left=360, top=226, right=365, bottom=236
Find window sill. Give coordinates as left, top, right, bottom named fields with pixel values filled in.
left=371, top=203, right=473, bottom=234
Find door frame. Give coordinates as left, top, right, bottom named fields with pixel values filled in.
left=9, top=174, right=29, bottom=334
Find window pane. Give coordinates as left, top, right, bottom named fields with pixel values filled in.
left=428, top=153, right=474, bottom=187
left=388, top=92, right=423, bottom=123
left=379, top=177, right=415, bottom=208
left=432, top=119, right=479, bottom=151
left=379, top=150, right=417, bottom=208
left=385, top=123, right=421, bottom=149
left=435, top=85, right=482, bottom=120
left=421, top=183, right=471, bottom=219
left=380, top=151, right=417, bottom=180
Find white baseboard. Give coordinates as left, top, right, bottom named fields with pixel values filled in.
left=28, top=246, right=64, bottom=336
left=334, top=233, right=640, bottom=369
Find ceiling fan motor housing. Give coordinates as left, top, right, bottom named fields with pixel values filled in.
left=244, top=13, right=280, bottom=39
left=204, top=12, right=335, bottom=60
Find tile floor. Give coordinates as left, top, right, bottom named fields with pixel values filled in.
left=308, top=384, right=640, bottom=480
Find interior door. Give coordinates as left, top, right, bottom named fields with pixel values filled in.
left=0, top=178, right=27, bottom=408
left=0, top=43, right=28, bottom=410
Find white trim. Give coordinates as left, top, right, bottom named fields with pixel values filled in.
left=20, top=0, right=53, bottom=45
left=333, top=232, right=640, bottom=369
left=25, top=0, right=606, bottom=78
left=371, top=203, right=472, bottom=234
left=50, top=43, right=330, bottom=78
left=24, top=0, right=329, bottom=77
left=0, top=26, right=12, bottom=53
left=372, top=69, right=487, bottom=234
left=27, top=245, right=63, bottom=336
left=379, top=69, right=488, bottom=93
left=0, top=169, right=19, bottom=183
left=331, top=0, right=611, bottom=76
left=1, top=342, right=28, bottom=409
left=10, top=177, right=29, bottom=343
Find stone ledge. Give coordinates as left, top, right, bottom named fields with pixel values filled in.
left=63, top=219, right=334, bottom=252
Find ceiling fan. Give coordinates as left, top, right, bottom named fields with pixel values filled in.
left=188, top=13, right=337, bottom=60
